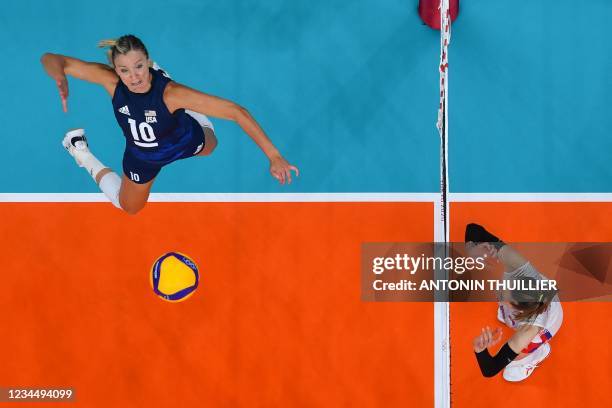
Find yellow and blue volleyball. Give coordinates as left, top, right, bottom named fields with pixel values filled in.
left=150, top=252, right=199, bottom=302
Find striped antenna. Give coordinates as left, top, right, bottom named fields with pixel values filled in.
left=437, top=0, right=451, bottom=245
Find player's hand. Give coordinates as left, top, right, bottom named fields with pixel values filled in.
left=472, top=326, right=502, bottom=353
left=270, top=155, right=299, bottom=185
left=56, top=76, right=69, bottom=112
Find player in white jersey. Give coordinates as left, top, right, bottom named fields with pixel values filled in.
left=466, top=223, right=563, bottom=382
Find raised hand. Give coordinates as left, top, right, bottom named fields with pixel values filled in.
left=270, top=155, right=299, bottom=185
left=472, top=326, right=503, bottom=353
left=56, top=76, right=69, bottom=112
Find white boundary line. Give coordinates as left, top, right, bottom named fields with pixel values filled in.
left=0, top=193, right=109, bottom=202
left=450, top=193, right=612, bottom=202
left=1, top=190, right=610, bottom=408
left=0, top=193, right=439, bottom=203
left=148, top=192, right=440, bottom=202
left=2, top=192, right=610, bottom=202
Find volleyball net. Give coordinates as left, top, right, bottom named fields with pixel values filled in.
left=434, top=1, right=452, bottom=407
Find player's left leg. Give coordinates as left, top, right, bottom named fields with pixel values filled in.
left=118, top=175, right=155, bottom=215
left=119, top=150, right=162, bottom=215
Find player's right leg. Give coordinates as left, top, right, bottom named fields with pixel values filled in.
left=63, top=128, right=158, bottom=214
left=63, top=128, right=122, bottom=208
left=63, top=128, right=106, bottom=177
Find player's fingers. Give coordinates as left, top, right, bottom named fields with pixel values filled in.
left=477, top=335, right=486, bottom=350
left=493, top=328, right=503, bottom=342
left=285, top=167, right=292, bottom=184
left=274, top=169, right=285, bottom=184
left=289, top=165, right=299, bottom=177
left=57, top=80, right=66, bottom=93
left=56, top=80, right=68, bottom=112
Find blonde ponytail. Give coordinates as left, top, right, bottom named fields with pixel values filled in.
left=97, top=39, right=118, bottom=49
left=96, top=35, right=149, bottom=67
left=97, top=39, right=118, bottom=66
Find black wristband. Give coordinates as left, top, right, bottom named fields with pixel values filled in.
left=474, top=343, right=518, bottom=377
left=465, top=223, right=505, bottom=249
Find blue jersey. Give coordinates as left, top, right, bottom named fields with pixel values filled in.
left=112, top=66, right=204, bottom=164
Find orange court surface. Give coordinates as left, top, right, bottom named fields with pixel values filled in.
left=0, top=201, right=435, bottom=407
left=450, top=202, right=612, bottom=407
left=2, top=200, right=610, bottom=406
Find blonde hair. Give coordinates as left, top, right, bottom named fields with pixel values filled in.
left=97, top=35, right=149, bottom=66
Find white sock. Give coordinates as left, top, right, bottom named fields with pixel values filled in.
left=98, top=172, right=122, bottom=209
left=75, top=150, right=106, bottom=180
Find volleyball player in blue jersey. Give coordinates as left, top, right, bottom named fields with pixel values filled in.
left=41, top=35, right=299, bottom=214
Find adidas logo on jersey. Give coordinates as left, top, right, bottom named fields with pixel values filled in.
left=118, top=105, right=130, bottom=116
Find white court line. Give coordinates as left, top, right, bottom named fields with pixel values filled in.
left=148, top=193, right=440, bottom=202
left=0, top=193, right=108, bottom=202
left=449, top=193, right=612, bottom=202
left=2, top=192, right=611, bottom=202
left=0, top=192, right=440, bottom=203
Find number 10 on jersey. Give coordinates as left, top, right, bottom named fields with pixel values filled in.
left=128, top=118, right=158, bottom=148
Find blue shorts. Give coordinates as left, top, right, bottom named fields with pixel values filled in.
left=122, top=129, right=206, bottom=184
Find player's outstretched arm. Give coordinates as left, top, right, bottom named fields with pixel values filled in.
left=164, top=82, right=299, bottom=184
left=40, top=53, right=118, bottom=111
left=472, top=326, right=511, bottom=377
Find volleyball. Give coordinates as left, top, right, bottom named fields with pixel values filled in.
left=150, top=252, right=199, bottom=302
